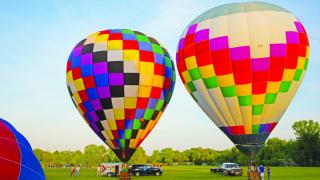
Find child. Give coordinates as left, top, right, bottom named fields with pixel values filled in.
left=267, top=167, right=271, bottom=180
left=97, top=165, right=101, bottom=176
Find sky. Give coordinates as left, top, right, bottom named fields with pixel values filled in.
left=0, top=0, right=319, bottom=155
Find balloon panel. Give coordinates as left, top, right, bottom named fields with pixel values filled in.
left=0, top=118, right=45, bottom=180
left=176, top=2, right=309, bottom=146
left=67, top=29, right=175, bottom=161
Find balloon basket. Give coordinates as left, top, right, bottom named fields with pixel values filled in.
left=247, top=159, right=259, bottom=180
left=247, top=171, right=259, bottom=180
left=119, top=172, right=131, bottom=180
left=119, top=163, right=131, bottom=180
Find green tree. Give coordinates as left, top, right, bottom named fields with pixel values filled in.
left=172, top=150, right=188, bottom=163
left=257, top=138, right=288, bottom=166
left=129, top=147, right=148, bottom=164
left=160, top=148, right=175, bottom=164
left=184, top=148, right=204, bottom=165
left=83, top=144, right=106, bottom=167
left=42, top=151, right=54, bottom=167
left=97, top=145, right=107, bottom=163
left=52, top=151, right=61, bottom=167
left=103, top=148, right=119, bottom=162
left=292, top=120, right=320, bottom=151
left=34, top=149, right=45, bottom=165
left=292, top=120, right=320, bottom=166
left=71, top=150, right=83, bottom=165
left=149, top=150, right=161, bottom=163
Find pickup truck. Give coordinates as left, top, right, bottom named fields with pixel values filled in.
left=210, top=163, right=243, bottom=176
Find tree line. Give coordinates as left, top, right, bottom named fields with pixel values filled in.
left=34, top=120, right=320, bottom=167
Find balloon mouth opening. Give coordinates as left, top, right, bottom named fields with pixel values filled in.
left=112, top=148, right=136, bottom=162
left=236, top=144, right=264, bottom=159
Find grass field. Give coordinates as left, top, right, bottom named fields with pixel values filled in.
left=45, top=166, right=320, bottom=180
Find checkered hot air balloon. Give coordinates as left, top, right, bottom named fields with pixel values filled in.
left=66, top=29, right=175, bottom=162
left=0, top=118, right=45, bottom=180
left=176, top=2, right=309, bottom=157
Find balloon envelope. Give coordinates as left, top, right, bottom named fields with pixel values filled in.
left=67, top=29, right=175, bottom=162
left=176, top=2, right=309, bottom=157
left=0, top=118, right=45, bottom=180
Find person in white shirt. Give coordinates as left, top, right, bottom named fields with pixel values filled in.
left=76, top=166, right=80, bottom=176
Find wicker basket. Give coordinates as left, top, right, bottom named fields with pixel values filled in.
left=119, top=172, right=131, bottom=180
left=247, top=171, right=260, bottom=180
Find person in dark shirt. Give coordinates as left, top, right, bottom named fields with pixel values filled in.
left=267, top=167, right=271, bottom=180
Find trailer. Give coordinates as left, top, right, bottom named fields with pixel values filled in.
left=101, top=163, right=123, bottom=177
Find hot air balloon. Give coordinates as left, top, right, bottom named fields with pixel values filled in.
left=176, top=2, right=309, bottom=158
left=67, top=29, right=175, bottom=162
left=0, top=118, right=45, bottom=180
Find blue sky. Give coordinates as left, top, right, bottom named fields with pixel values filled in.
left=0, top=0, right=319, bottom=154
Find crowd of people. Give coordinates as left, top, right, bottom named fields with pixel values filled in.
left=70, top=165, right=80, bottom=177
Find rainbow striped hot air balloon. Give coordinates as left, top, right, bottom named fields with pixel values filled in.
left=67, top=29, right=175, bottom=162
left=176, top=2, right=309, bottom=157
left=0, top=118, right=45, bottom=180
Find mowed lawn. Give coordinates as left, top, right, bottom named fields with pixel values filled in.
left=45, top=166, right=320, bottom=180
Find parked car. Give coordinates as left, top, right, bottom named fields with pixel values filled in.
left=131, top=164, right=163, bottom=176
left=210, top=163, right=243, bottom=176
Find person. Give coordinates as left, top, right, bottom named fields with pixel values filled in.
left=97, top=165, right=101, bottom=177
left=143, top=165, right=148, bottom=175
left=76, top=166, right=80, bottom=176
left=71, top=165, right=76, bottom=177
left=267, top=167, right=271, bottom=180
left=259, top=164, right=265, bottom=180
left=123, top=164, right=128, bottom=172
left=252, top=161, right=257, bottom=171
left=248, top=160, right=255, bottom=171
